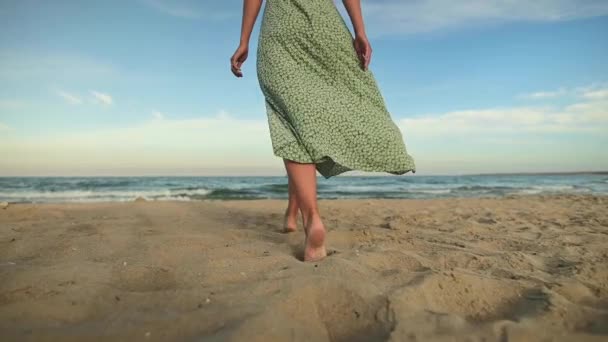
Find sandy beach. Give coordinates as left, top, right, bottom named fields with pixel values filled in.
left=0, top=194, right=607, bottom=341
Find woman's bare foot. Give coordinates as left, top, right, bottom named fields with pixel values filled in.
left=304, top=217, right=327, bottom=262
left=283, top=208, right=298, bottom=233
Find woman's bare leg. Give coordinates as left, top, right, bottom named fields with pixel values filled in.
left=283, top=176, right=302, bottom=232
left=282, top=158, right=327, bottom=261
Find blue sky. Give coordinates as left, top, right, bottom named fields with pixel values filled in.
left=1, top=0, right=607, bottom=176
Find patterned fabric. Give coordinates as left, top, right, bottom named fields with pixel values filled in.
left=256, top=0, right=416, bottom=178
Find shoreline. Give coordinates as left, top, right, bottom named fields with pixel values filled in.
left=1, top=192, right=606, bottom=206
left=1, top=170, right=607, bottom=177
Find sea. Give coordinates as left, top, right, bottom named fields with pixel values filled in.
left=0, top=173, right=607, bottom=203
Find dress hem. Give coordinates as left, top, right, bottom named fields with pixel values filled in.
left=273, top=147, right=416, bottom=179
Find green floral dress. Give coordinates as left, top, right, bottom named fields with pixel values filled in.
left=256, top=0, right=416, bottom=179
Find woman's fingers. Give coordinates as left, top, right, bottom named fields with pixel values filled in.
left=354, top=38, right=372, bottom=70
left=360, top=52, right=367, bottom=70
left=356, top=47, right=365, bottom=69
left=232, top=66, right=242, bottom=77
left=230, top=45, right=248, bottom=78
left=360, top=43, right=372, bottom=70
left=364, top=45, right=372, bottom=69
left=231, top=64, right=242, bottom=77
left=230, top=55, right=243, bottom=77
left=358, top=50, right=369, bottom=70
left=232, top=65, right=243, bottom=77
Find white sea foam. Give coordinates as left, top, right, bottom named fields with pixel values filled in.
left=0, top=175, right=604, bottom=203
left=408, top=189, right=451, bottom=194
left=0, top=188, right=213, bottom=203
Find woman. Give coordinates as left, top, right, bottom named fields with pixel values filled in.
left=230, top=0, right=416, bottom=262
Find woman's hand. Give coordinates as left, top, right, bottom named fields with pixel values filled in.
left=353, top=34, right=372, bottom=70
left=230, top=44, right=249, bottom=78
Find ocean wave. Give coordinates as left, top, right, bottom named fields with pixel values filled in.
left=453, top=185, right=514, bottom=191
left=259, top=183, right=289, bottom=192
left=407, top=189, right=452, bottom=194
left=205, top=188, right=263, bottom=200
left=510, top=185, right=591, bottom=195
left=0, top=187, right=214, bottom=203
left=1, top=175, right=606, bottom=203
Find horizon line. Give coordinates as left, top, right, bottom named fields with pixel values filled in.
left=0, top=170, right=606, bottom=178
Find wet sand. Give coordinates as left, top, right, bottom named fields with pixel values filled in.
left=1, top=194, right=607, bottom=341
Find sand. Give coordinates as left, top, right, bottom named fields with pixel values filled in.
left=0, top=194, right=607, bottom=341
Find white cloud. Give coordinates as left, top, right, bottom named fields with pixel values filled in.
left=0, top=122, right=11, bottom=131
left=359, top=0, right=608, bottom=36
left=520, top=84, right=608, bottom=100
left=57, top=90, right=83, bottom=105
left=583, top=89, right=608, bottom=100
left=399, top=88, right=608, bottom=136
left=0, top=110, right=280, bottom=176
left=520, top=87, right=567, bottom=99
left=394, top=83, right=608, bottom=174
left=152, top=110, right=165, bottom=120
left=90, top=90, right=113, bottom=106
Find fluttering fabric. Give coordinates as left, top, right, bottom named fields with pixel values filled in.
left=256, top=0, right=416, bottom=178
